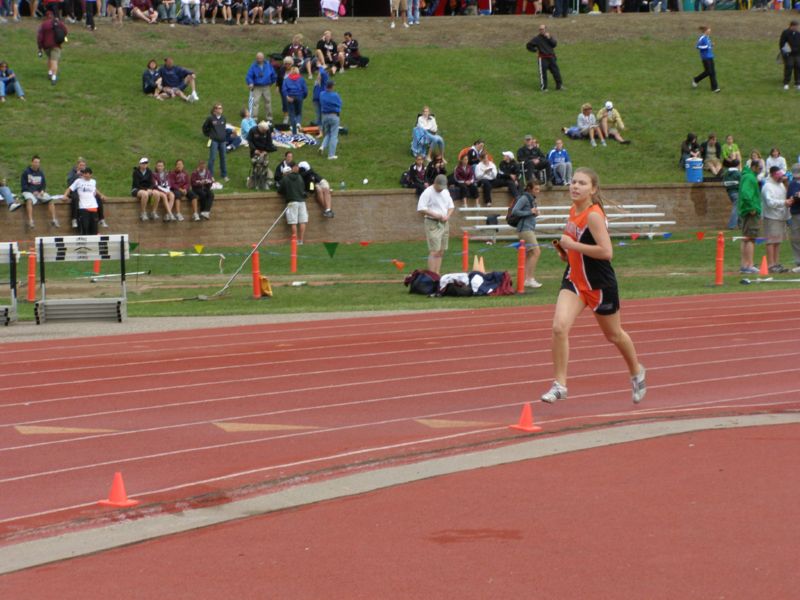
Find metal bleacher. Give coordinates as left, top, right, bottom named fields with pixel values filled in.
left=34, top=234, right=129, bottom=324
left=0, top=242, right=20, bottom=326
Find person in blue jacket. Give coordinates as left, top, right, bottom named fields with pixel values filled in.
left=319, top=79, right=342, bottom=160
left=692, top=25, right=720, bottom=93
left=246, top=52, right=277, bottom=121
left=281, top=65, right=307, bottom=135
left=311, top=64, right=330, bottom=127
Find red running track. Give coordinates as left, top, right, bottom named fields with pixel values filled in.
left=2, top=424, right=798, bottom=598
left=1, top=290, right=799, bottom=540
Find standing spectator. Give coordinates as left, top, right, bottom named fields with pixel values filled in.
left=131, top=0, right=158, bottom=23
left=0, top=61, right=25, bottom=103
left=596, top=101, right=630, bottom=144
left=21, top=155, right=58, bottom=229
left=153, top=160, right=177, bottom=221
left=700, top=133, right=722, bottom=177
left=414, top=106, right=445, bottom=163
left=761, top=166, right=790, bottom=273
left=722, top=166, right=741, bottom=230
left=511, top=180, right=542, bottom=289
left=298, top=161, right=334, bottom=218
left=516, top=135, right=550, bottom=183
left=142, top=59, right=163, bottom=99
left=417, top=174, right=454, bottom=275
left=315, top=30, right=339, bottom=74
left=787, top=164, right=800, bottom=272
left=37, top=11, right=67, bottom=86
left=202, top=102, right=229, bottom=182
left=408, top=0, right=420, bottom=25
left=281, top=0, right=297, bottom=23
left=765, top=147, right=788, bottom=173
left=277, top=162, right=308, bottom=244
left=737, top=160, right=761, bottom=274
left=721, top=134, right=742, bottom=170
left=132, top=157, right=161, bottom=222
left=547, top=138, right=573, bottom=186
left=276, top=56, right=294, bottom=125
left=340, top=32, right=369, bottom=69
left=577, top=103, right=606, bottom=147
left=274, top=150, right=294, bottom=186
left=63, top=168, right=104, bottom=234
left=497, top=151, right=521, bottom=199
left=190, top=160, right=215, bottom=220
left=246, top=52, right=277, bottom=122
left=168, top=159, right=196, bottom=221
left=84, top=0, right=97, bottom=28
left=526, top=24, right=563, bottom=92
left=452, top=154, right=478, bottom=205
left=282, top=66, right=307, bottom=136
left=107, top=0, right=124, bottom=25
left=319, top=79, right=341, bottom=160
left=474, top=152, right=499, bottom=207
left=692, top=25, right=720, bottom=93
left=311, top=64, right=330, bottom=127
left=390, top=0, right=408, bottom=28
left=66, top=158, right=107, bottom=229
left=160, top=57, right=199, bottom=103
left=779, top=20, right=800, bottom=91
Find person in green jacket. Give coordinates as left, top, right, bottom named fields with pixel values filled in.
left=277, top=162, right=308, bottom=244
left=738, top=161, right=762, bottom=274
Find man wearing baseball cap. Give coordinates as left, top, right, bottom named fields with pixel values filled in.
left=596, top=101, right=631, bottom=145
left=761, top=166, right=790, bottom=273
left=417, top=174, right=454, bottom=274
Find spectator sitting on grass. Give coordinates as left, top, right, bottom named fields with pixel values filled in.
left=131, top=0, right=158, bottom=23
left=298, top=161, right=334, bottom=218
left=246, top=0, right=264, bottom=24
left=721, top=134, right=742, bottom=169
left=274, top=151, right=294, bottom=187
left=576, top=103, right=605, bottom=147
left=746, top=150, right=766, bottom=185
left=453, top=154, right=478, bottom=206
left=474, top=151, right=499, bottom=207
left=157, top=0, right=177, bottom=22
left=168, top=159, right=195, bottom=222
left=0, top=61, right=25, bottom=103
left=277, top=162, right=308, bottom=244
left=679, top=133, right=701, bottom=169
left=21, top=155, right=58, bottom=229
left=415, top=106, right=445, bottom=163
left=547, top=138, right=573, bottom=186
left=766, top=147, right=788, bottom=173
left=190, top=159, right=215, bottom=220
left=700, top=132, right=722, bottom=177
left=240, top=107, right=257, bottom=139
left=596, top=101, right=630, bottom=145
left=316, top=30, right=339, bottom=74
left=132, top=157, right=161, bottom=222
left=153, top=160, right=178, bottom=222
left=283, top=34, right=314, bottom=79
left=142, top=59, right=163, bottom=99
left=405, top=154, right=429, bottom=197
left=159, top=57, right=199, bottom=103
left=341, top=32, right=368, bottom=69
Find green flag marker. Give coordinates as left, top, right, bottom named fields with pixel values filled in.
left=324, top=242, right=339, bottom=259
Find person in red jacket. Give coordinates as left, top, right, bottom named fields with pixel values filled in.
left=37, top=11, right=67, bottom=86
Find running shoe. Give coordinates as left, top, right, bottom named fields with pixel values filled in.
left=8, top=202, right=22, bottom=212
left=71, top=218, right=78, bottom=229
left=525, top=279, right=542, bottom=288
left=632, top=366, right=647, bottom=404
left=192, top=213, right=201, bottom=221
left=140, top=212, right=149, bottom=222
left=739, top=266, right=759, bottom=274
left=175, top=213, right=185, bottom=222
left=541, top=381, right=567, bottom=404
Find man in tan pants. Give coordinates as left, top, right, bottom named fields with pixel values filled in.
left=390, top=0, right=408, bottom=28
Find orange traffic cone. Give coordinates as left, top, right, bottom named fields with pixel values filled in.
left=478, top=256, right=486, bottom=273
left=98, top=472, right=140, bottom=507
left=509, top=403, right=542, bottom=433
left=472, top=255, right=481, bottom=271
left=759, top=255, right=769, bottom=276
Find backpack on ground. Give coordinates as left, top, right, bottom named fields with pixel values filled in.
left=403, top=269, right=440, bottom=296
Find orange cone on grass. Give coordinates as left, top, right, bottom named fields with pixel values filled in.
left=509, top=403, right=542, bottom=433
left=98, top=472, right=140, bottom=507
left=759, top=255, right=769, bottom=276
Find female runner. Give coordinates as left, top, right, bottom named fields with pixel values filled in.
left=541, top=167, right=646, bottom=404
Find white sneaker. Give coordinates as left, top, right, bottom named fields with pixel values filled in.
left=327, top=155, right=338, bottom=160
left=200, top=211, right=210, bottom=220
left=631, top=366, right=647, bottom=404
left=190, top=91, right=199, bottom=102
left=524, top=278, right=542, bottom=289
left=50, top=219, right=60, bottom=228
left=8, top=201, right=22, bottom=212
left=784, top=84, right=790, bottom=90
left=140, top=212, right=149, bottom=222
left=150, top=211, right=159, bottom=220
left=99, top=218, right=109, bottom=228
left=390, top=21, right=395, bottom=28
left=403, top=22, right=409, bottom=28
left=71, top=218, right=78, bottom=229
left=175, top=212, right=185, bottom=222
left=590, top=140, right=597, bottom=147
left=791, top=266, right=800, bottom=273
left=691, top=78, right=698, bottom=88
left=541, top=381, right=567, bottom=404
left=192, top=212, right=201, bottom=221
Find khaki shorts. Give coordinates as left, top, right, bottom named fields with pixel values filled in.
left=763, top=217, right=786, bottom=244
left=740, top=213, right=760, bottom=239
left=285, top=201, right=308, bottom=225
left=45, top=47, right=62, bottom=62
left=317, top=178, right=330, bottom=190
left=391, top=0, right=407, bottom=11
left=519, top=230, right=538, bottom=252
left=424, top=218, right=449, bottom=253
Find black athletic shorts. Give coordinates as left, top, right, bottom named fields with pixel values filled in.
left=561, top=277, right=620, bottom=316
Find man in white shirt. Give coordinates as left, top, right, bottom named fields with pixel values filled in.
left=417, top=174, right=454, bottom=274
left=64, top=167, right=104, bottom=235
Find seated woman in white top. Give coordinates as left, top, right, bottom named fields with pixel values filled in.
left=474, top=151, right=499, bottom=207
left=765, top=147, right=788, bottom=173
left=414, top=106, right=445, bottom=162
left=576, top=103, right=606, bottom=147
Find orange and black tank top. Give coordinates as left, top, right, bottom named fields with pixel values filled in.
left=563, top=203, right=617, bottom=290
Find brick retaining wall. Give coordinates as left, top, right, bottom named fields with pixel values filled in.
left=0, top=184, right=733, bottom=249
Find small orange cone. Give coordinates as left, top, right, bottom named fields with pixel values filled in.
left=509, top=403, right=542, bottom=433
left=472, top=255, right=481, bottom=271
left=478, top=256, right=486, bottom=273
left=759, top=255, right=769, bottom=276
left=98, top=472, right=140, bottom=507
left=392, top=259, right=405, bottom=271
